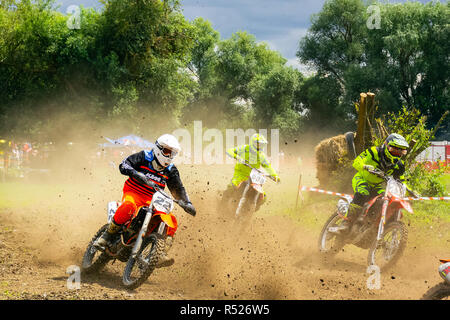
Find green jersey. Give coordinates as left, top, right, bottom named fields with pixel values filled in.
left=226, top=144, right=278, bottom=186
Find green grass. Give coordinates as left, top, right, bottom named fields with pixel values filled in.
left=440, top=173, right=450, bottom=192
left=261, top=170, right=450, bottom=248
left=0, top=182, right=61, bottom=208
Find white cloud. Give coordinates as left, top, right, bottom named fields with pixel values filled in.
left=286, top=58, right=316, bottom=76
left=56, top=0, right=323, bottom=76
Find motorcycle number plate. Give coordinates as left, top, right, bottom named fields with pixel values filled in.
left=152, top=192, right=173, bottom=213
left=250, top=169, right=266, bottom=185
left=107, top=201, right=121, bottom=223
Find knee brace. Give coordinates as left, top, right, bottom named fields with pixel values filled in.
left=113, top=201, right=137, bottom=225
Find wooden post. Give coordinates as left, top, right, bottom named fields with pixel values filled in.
left=365, top=92, right=376, bottom=147
left=295, top=173, right=303, bottom=210
left=355, top=93, right=367, bottom=154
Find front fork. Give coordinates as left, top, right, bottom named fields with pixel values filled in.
left=235, top=183, right=260, bottom=218
left=376, top=198, right=389, bottom=241
left=235, top=183, right=250, bottom=218
left=131, top=211, right=167, bottom=259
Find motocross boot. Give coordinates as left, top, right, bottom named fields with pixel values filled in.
left=94, top=220, right=122, bottom=249
left=156, top=236, right=175, bottom=268
left=335, top=203, right=362, bottom=234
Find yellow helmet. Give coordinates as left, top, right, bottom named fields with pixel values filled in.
left=383, top=133, right=409, bottom=163
left=250, top=133, right=268, bottom=151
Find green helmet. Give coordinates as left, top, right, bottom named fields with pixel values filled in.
left=250, top=133, right=268, bottom=151
left=383, top=133, right=409, bottom=163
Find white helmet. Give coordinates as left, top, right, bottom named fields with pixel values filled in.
left=152, top=134, right=181, bottom=169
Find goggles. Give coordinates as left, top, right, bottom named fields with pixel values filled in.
left=388, top=145, right=407, bottom=157
left=252, top=140, right=267, bottom=150
left=157, top=142, right=178, bottom=158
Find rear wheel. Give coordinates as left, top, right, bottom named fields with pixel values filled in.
left=367, top=221, right=407, bottom=271
left=318, top=212, right=345, bottom=257
left=81, top=224, right=111, bottom=274
left=122, top=234, right=165, bottom=290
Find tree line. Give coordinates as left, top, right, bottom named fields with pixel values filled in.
left=0, top=0, right=448, bottom=144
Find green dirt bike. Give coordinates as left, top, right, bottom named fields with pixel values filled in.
left=422, top=258, right=450, bottom=300
left=318, top=169, right=418, bottom=271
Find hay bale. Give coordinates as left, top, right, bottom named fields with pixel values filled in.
left=314, top=134, right=348, bottom=187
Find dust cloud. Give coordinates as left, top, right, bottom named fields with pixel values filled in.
left=0, top=120, right=446, bottom=300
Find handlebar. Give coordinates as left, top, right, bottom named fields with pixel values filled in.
left=132, top=171, right=195, bottom=215
left=231, top=156, right=278, bottom=182
left=152, top=184, right=179, bottom=204
left=406, top=187, right=421, bottom=198
left=150, top=183, right=196, bottom=216
left=367, top=169, right=420, bottom=198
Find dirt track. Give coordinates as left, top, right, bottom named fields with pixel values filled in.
left=0, top=160, right=448, bottom=300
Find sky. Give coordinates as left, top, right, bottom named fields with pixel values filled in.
left=179, top=0, right=325, bottom=72
left=54, top=0, right=443, bottom=73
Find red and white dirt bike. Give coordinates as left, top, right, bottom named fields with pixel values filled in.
left=81, top=186, right=180, bottom=289
left=221, top=160, right=277, bottom=227
left=422, top=258, right=450, bottom=300
left=319, top=169, right=417, bottom=271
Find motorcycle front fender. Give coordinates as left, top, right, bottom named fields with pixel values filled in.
left=251, top=183, right=264, bottom=194
left=399, top=200, right=413, bottom=214
left=389, top=196, right=413, bottom=214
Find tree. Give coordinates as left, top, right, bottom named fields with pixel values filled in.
left=250, top=65, right=303, bottom=137
left=295, top=74, right=346, bottom=131
left=296, top=0, right=449, bottom=139
left=215, top=31, right=286, bottom=100
left=297, top=0, right=366, bottom=88
left=182, top=30, right=305, bottom=134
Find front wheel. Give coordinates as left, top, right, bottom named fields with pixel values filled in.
left=81, top=224, right=111, bottom=274
left=367, top=221, right=407, bottom=271
left=421, top=282, right=450, bottom=300
left=122, top=234, right=165, bottom=290
left=318, top=212, right=345, bottom=257
left=233, top=192, right=258, bottom=235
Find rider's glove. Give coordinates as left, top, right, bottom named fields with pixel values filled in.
left=178, top=200, right=196, bottom=216
left=363, top=165, right=375, bottom=172
left=273, top=175, right=281, bottom=183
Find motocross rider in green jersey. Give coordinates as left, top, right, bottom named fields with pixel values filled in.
left=223, top=133, right=280, bottom=212
left=337, top=133, right=412, bottom=233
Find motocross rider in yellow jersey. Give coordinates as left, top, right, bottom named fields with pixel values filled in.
left=338, top=133, right=412, bottom=233
left=222, top=133, right=280, bottom=211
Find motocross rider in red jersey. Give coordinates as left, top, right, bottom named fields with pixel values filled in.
left=95, top=134, right=196, bottom=267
